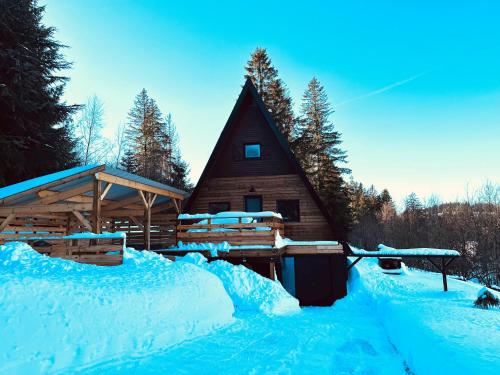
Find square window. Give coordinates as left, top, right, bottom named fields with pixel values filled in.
left=276, top=200, right=300, bottom=222
left=244, top=143, right=261, bottom=159
left=208, top=202, right=231, bottom=214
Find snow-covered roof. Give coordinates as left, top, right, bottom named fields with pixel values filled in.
left=0, top=164, right=187, bottom=205
left=350, top=244, right=460, bottom=257
left=178, top=211, right=283, bottom=220
left=0, top=165, right=100, bottom=200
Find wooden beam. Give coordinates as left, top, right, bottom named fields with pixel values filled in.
left=144, top=192, right=151, bottom=250
left=92, top=179, right=102, bottom=234
left=173, top=199, right=180, bottom=214
left=100, top=183, right=113, bottom=201
left=1, top=165, right=105, bottom=205
left=441, top=257, right=448, bottom=292
left=0, top=203, right=92, bottom=215
left=0, top=214, right=15, bottom=231
left=347, top=257, right=363, bottom=271
left=128, top=216, right=144, bottom=230
left=149, top=194, right=157, bottom=208
left=138, top=190, right=148, bottom=208
left=151, top=200, right=176, bottom=214
left=95, top=172, right=185, bottom=200
left=103, top=195, right=142, bottom=211
left=72, top=210, right=92, bottom=231
left=101, top=209, right=146, bottom=217
left=34, top=183, right=94, bottom=205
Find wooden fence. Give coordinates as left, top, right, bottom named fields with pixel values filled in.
left=0, top=234, right=124, bottom=266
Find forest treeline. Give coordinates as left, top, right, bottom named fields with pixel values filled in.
left=348, top=182, right=499, bottom=287
left=1, top=0, right=498, bottom=285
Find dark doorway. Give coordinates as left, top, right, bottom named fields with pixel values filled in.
left=293, top=254, right=347, bottom=306
left=245, top=195, right=262, bottom=212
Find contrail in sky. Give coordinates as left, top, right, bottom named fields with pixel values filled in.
left=336, top=71, right=428, bottom=107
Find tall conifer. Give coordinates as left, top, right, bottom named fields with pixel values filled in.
left=244, top=48, right=295, bottom=143
left=0, top=0, right=79, bottom=185
left=297, top=77, right=351, bottom=238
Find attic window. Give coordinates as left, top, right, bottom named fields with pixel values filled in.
left=244, top=143, right=261, bottom=159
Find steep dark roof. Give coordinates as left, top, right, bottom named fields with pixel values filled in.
left=185, top=78, right=336, bottom=233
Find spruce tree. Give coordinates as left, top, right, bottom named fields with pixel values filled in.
left=0, top=0, right=79, bottom=185
left=125, top=89, right=164, bottom=180
left=244, top=48, right=296, bottom=143
left=119, top=147, right=138, bottom=173
left=161, top=114, right=191, bottom=190
left=122, top=90, right=191, bottom=189
left=297, top=77, right=352, bottom=239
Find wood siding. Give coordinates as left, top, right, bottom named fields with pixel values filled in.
left=208, top=95, right=296, bottom=178
left=188, top=175, right=335, bottom=241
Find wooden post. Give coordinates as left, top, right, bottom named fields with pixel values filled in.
left=269, top=261, right=276, bottom=280
left=441, top=257, right=448, bottom=292
left=144, top=192, right=151, bottom=250
left=92, top=178, right=102, bottom=234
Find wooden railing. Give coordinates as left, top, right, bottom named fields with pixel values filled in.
left=0, top=233, right=125, bottom=266
left=177, top=213, right=284, bottom=247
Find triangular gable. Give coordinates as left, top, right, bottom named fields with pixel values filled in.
left=185, top=78, right=335, bottom=232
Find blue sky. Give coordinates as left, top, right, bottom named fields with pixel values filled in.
left=43, top=0, right=500, bottom=204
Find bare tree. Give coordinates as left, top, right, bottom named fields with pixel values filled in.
left=111, top=123, right=127, bottom=168
left=76, top=95, right=110, bottom=164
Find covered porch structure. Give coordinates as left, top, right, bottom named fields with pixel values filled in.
left=347, top=245, right=460, bottom=291
left=0, top=165, right=187, bottom=264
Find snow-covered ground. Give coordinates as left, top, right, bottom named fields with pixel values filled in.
left=0, top=243, right=234, bottom=374
left=1, top=242, right=499, bottom=374
left=353, top=257, right=500, bottom=375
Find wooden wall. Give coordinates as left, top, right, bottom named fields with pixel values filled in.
left=209, top=95, right=296, bottom=178
left=188, top=174, right=335, bottom=241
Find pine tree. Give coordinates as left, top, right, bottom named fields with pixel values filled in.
left=297, top=77, right=352, bottom=239
left=0, top=0, right=79, bottom=185
left=161, top=115, right=191, bottom=190
left=125, top=89, right=165, bottom=180
left=244, top=48, right=295, bottom=143
left=122, top=91, right=191, bottom=189
left=120, top=147, right=138, bottom=173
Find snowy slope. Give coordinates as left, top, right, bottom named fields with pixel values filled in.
left=352, top=257, right=500, bottom=375
left=0, top=243, right=234, bottom=375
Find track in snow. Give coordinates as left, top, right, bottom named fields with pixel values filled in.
left=81, top=301, right=408, bottom=374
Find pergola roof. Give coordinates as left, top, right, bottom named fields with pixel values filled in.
left=0, top=164, right=187, bottom=206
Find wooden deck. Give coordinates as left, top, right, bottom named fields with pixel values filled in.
left=176, top=214, right=283, bottom=247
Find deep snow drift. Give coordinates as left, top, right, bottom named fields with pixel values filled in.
left=0, top=243, right=299, bottom=374
left=0, top=243, right=234, bottom=374
left=177, top=253, right=300, bottom=315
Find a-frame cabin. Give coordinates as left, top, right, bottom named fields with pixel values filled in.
left=185, top=78, right=337, bottom=241
left=184, top=79, right=347, bottom=306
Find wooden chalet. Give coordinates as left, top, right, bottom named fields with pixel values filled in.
left=178, top=78, right=348, bottom=305
left=0, top=165, right=186, bottom=265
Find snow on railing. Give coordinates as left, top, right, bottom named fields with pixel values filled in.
left=350, top=244, right=460, bottom=257
left=177, top=211, right=283, bottom=220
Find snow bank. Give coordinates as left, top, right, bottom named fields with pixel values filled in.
left=0, top=242, right=234, bottom=374
left=350, top=256, right=500, bottom=375
left=177, top=253, right=300, bottom=316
